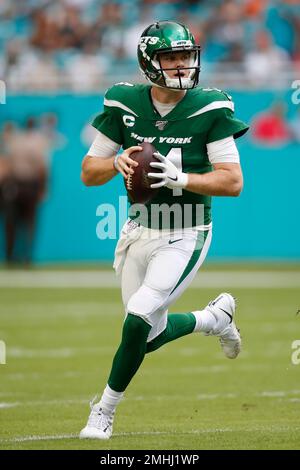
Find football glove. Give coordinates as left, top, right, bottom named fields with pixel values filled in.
left=148, top=151, right=189, bottom=189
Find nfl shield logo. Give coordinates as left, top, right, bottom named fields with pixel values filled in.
left=155, top=121, right=168, bottom=131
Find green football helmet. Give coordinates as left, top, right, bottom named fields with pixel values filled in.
left=137, top=20, right=201, bottom=90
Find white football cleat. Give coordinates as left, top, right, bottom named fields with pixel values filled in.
left=79, top=398, right=114, bottom=440
left=205, top=293, right=241, bottom=359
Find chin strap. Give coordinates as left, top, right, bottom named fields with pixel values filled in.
left=164, top=76, right=194, bottom=89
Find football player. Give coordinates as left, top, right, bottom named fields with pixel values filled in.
left=80, top=21, right=249, bottom=439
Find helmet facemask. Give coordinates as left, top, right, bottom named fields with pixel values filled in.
left=153, top=47, right=201, bottom=90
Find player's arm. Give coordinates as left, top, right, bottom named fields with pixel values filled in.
left=81, top=131, right=141, bottom=186
left=148, top=136, right=243, bottom=197
left=185, top=162, right=243, bottom=197
left=186, top=135, right=243, bottom=196
left=81, top=155, right=117, bottom=186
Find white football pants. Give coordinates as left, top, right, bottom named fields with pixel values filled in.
left=114, top=219, right=212, bottom=342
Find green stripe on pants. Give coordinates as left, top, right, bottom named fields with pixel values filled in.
left=169, top=230, right=208, bottom=296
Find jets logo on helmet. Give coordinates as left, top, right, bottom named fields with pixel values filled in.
left=137, top=21, right=201, bottom=90
left=139, top=37, right=160, bottom=61
left=139, top=36, right=159, bottom=45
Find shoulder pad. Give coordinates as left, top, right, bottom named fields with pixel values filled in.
left=200, top=87, right=233, bottom=103
left=181, top=87, right=235, bottom=119
left=104, top=83, right=145, bottom=117
left=104, top=82, right=135, bottom=100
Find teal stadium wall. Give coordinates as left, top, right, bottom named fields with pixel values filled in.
left=0, top=90, right=299, bottom=262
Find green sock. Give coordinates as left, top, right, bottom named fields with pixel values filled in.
left=108, top=313, right=151, bottom=392
left=146, top=313, right=196, bottom=354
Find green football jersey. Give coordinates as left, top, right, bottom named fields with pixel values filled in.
left=92, top=83, right=249, bottom=229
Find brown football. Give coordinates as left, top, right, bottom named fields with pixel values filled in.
left=125, top=142, right=162, bottom=204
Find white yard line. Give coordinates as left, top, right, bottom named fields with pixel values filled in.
left=0, top=399, right=87, bottom=408
left=1, top=389, right=300, bottom=409
left=0, top=430, right=236, bottom=443
left=0, top=403, right=19, bottom=409
left=1, top=425, right=300, bottom=444
left=7, top=346, right=114, bottom=359
left=0, top=270, right=299, bottom=288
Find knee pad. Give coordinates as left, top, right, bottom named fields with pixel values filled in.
left=127, top=284, right=168, bottom=321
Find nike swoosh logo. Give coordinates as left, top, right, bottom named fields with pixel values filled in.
left=168, top=238, right=183, bottom=244
left=168, top=176, right=178, bottom=181
left=219, top=307, right=233, bottom=324
left=210, top=295, right=223, bottom=306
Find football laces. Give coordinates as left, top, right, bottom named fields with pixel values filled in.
left=126, top=173, right=133, bottom=190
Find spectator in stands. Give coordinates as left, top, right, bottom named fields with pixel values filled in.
left=218, top=41, right=245, bottom=68
left=30, top=10, right=61, bottom=52
left=0, top=0, right=300, bottom=90
left=244, top=0, right=269, bottom=19
left=203, top=0, right=245, bottom=62
left=3, top=117, right=49, bottom=265
left=65, top=40, right=108, bottom=91
left=123, top=7, right=154, bottom=61
left=93, top=2, right=126, bottom=60
left=4, top=38, right=60, bottom=91
left=251, top=101, right=292, bottom=146
left=0, top=122, right=16, bottom=265
left=40, top=113, right=66, bottom=151
left=0, top=153, right=12, bottom=216
left=244, top=30, right=291, bottom=87
left=55, top=5, right=89, bottom=50
left=289, top=7, right=300, bottom=66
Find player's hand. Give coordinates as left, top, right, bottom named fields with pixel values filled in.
left=148, top=151, right=189, bottom=189
left=114, top=146, right=142, bottom=179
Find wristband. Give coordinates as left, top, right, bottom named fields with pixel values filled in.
left=177, top=172, right=189, bottom=188
left=113, top=154, right=120, bottom=172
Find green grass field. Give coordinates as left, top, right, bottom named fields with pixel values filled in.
left=0, top=268, right=300, bottom=450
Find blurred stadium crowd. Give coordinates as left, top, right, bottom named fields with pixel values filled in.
left=0, top=0, right=300, bottom=91
left=0, top=115, right=63, bottom=265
